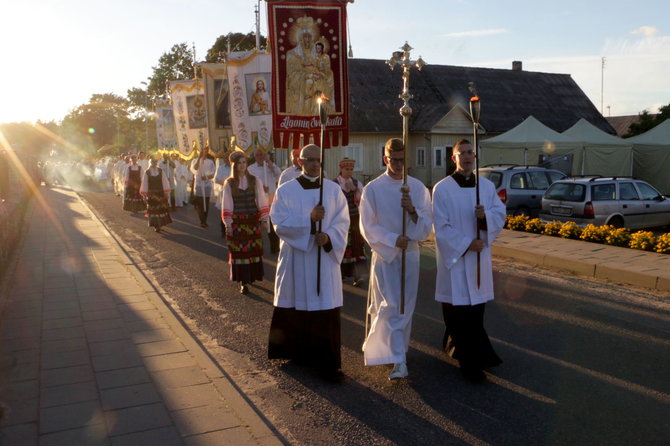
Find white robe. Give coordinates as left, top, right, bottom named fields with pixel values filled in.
left=359, top=173, right=433, bottom=365
left=271, top=178, right=350, bottom=311
left=173, top=162, right=189, bottom=207
left=190, top=158, right=216, bottom=198
left=432, top=176, right=506, bottom=306
left=214, top=159, right=232, bottom=210
left=248, top=161, right=281, bottom=202
left=278, top=166, right=302, bottom=186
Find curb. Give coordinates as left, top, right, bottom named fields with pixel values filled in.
left=492, top=231, right=670, bottom=293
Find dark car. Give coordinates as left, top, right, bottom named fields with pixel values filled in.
left=479, top=165, right=566, bottom=217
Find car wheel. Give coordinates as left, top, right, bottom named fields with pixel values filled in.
left=609, top=216, right=624, bottom=228
left=514, top=207, right=531, bottom=217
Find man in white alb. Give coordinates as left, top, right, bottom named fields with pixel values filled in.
left=359, top=138, right=432, bottom=380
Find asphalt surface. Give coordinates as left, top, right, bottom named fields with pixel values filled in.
left=79, top=186, right=670, bottom=446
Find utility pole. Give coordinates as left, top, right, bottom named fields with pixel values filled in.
left=601, top=56, right=606, bottom=115
left=255, top=0, right=261, bottom=50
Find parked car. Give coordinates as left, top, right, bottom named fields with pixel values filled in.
left=540, top=176, right=670, bottom=230
left=479, top=165, right=566, bottom=217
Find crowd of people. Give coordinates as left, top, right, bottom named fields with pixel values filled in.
left=99, top=138, right=506, bottom=385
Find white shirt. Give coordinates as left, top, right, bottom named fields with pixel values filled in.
left=248, top=161, right=281, bottom=196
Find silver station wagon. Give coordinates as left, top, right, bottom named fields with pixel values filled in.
left=540, top=177, right=670, bottom=230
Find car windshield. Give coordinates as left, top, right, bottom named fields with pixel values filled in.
left=480, top=171, right=502, bottom=188
left=544, top=182, right=586, bottom=201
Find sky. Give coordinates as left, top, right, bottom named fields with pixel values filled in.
left=3, top=0, right=669, bottom=125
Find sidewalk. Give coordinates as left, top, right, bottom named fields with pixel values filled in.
left=0, top=187, right=284, bottom=446
left=493, top=228, right=670, bottom=292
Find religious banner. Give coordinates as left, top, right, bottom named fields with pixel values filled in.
left=169, top=80, right=208, bottom=158
left=226, top=51, right=273, bottom=154
left=154, top=100, right=177, bottom=150
left=267, top=0, right=350, bottom=149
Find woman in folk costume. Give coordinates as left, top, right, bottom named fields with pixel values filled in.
left=140, top=158, right=173, bottom=233
left=335, top=158, right=366, bottom=286
left=222, top=151, right=269, bottom=295
left=122, top=155, right=144, bottom=213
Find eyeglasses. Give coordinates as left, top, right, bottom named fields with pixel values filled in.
left=385, top=156, right=405, bottom=164
left=300, top=157, right=321, bottom=162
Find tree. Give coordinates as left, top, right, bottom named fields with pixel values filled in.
left=60, top=93, right=131, bottom=156
left=205, top=32, right=267, bottom=62
left=625, top=102, right=670, bottom=137
left=146, top=42, right=195, bottom=100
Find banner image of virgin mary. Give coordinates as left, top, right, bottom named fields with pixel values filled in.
left=187, top=95, right=207, bottom=129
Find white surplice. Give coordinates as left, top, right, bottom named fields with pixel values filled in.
left=190, top=158, right=216, bottom=198
left=271, top=178, right=350, bottom=311
left=248, top=161, right=281, bottom=203
left=432, top=176, right=506, bottom=306
left=359, top=173, right=433, bottom=366
left=278, top=166, right=302, bottom=186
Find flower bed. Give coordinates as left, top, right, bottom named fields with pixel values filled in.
left=505, top=215, right=670, bottom=254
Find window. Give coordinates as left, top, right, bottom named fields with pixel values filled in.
left=636, top=182, right=661, bottom=200
left=619, top=183, right=639, bottom=200
left=433, top=146, right=443, bottom=168
left=591, top=184, right=616, bottom=201
left=510, top=173, right=527, bottom=189
left=480, top=171, right=502, bottom=188
left=545, top=183, right=585, bottom=201
left=548, top=171, right=566, bottom=183
left=343, top=144, right=363, bottom=171
left=528, top=171, right=550, bottom=190
left=416, top=147, right=426, bottom=167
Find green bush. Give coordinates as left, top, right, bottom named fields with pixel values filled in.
left=629, top=231, right=656, bottom=251
left=580, top=224, right=608, bottom=243
left=506, top=214, right=529, bottom=231
left=654, top=233, right=670, bottom=254
left=524, top=218, right=544, bottom=234
left=558, top=221, right=583, bottom=239
left=604, top=227, right=631, bottom=247
left=543, top=221, right=563, bottom=236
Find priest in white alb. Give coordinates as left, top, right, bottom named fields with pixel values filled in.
left=268, top=144, right=349, bottom=382
left=432, top=139, right=506, bottom=383
left=359, top=138, right=432, bottom=380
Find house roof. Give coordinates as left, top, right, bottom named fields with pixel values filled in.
left=606, top=114, right=658, bottom=137
left=348, top=59, right=615, bottom=136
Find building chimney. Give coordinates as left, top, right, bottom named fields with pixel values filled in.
left=512, top=61, right=522, bottom=71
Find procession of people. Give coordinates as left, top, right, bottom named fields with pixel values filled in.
left=101, top=133, right=504, bottom=385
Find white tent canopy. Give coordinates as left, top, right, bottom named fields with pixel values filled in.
left=626, top=119, right=670, bottom=194
left=480, top=115, right=581, bottom=173
left=562, top=118, right=633, bottom=176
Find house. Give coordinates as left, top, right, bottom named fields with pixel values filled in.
left=320, top=58, right=613, bottom=186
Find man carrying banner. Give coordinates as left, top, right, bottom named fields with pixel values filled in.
left=359, top=138, right=432, bottom=380
left=158, top=152, right=176, bottom=210
left=432, top=139, right=505, bottom=383
left=268, top=144, right=349, bottom=382
left=278, top=148, right=302, bottom=186
left=190, top=146, right=216, bottom=228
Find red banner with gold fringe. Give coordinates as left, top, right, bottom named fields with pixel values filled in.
left=267, top=0, right=349, bottom=149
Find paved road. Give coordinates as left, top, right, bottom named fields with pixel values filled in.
left=80, top=188, right=670, bottom=446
